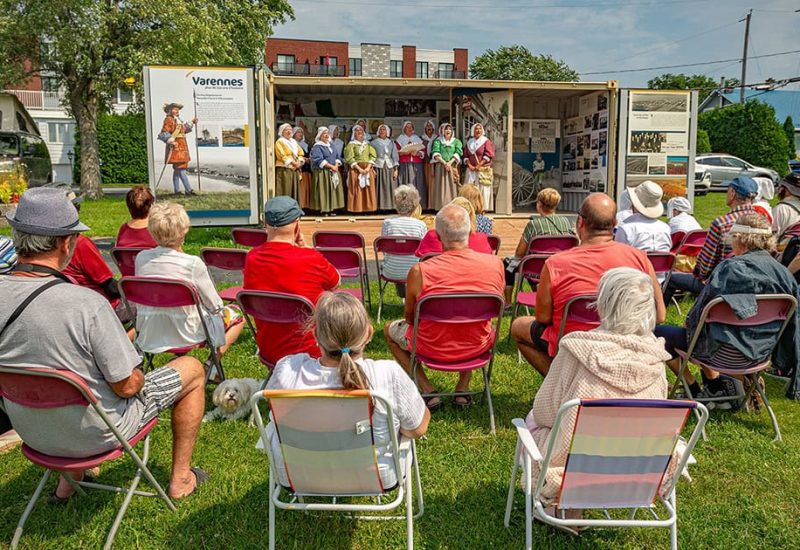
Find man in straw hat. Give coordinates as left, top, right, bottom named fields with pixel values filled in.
left=614, top=180, right=671, bottom=253
left=158, top=102, right=198, bottom=196
left=0, top=187, right=208, bottom=500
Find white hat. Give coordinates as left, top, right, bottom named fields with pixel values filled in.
left=666, top=196, right=692, bottom=218
left=627, top=180, right=664, bottom=219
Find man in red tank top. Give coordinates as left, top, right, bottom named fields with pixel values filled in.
left=511, top=193, right=666, bottom=377
left=385, top=203, right=504, bottom=410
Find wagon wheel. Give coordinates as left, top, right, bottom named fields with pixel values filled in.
left=512, top=162, right=537, bottom=206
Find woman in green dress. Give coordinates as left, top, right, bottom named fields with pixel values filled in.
left=430, top=123, right=463, bottom=210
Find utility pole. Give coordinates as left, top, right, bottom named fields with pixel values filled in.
left=739, top=9, right=752, bottom=103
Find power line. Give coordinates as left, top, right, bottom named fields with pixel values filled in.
left=293, top=0, right=705, bottom=8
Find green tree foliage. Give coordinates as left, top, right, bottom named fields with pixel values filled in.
left=699, top=100, right=790, bottom=177
left=647, top=73, right=739, bottom=104
left=696, top=128, right=712, bottom=154
left=469, top=46, right=578, bottom=81
left=73, top=113, right=148, bottom=184
left=0, top=0, right=293, bottom=198
left=784, top=116, right=797, bottom=159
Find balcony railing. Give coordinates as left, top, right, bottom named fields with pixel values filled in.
left=270, top=63, right=346, bottom=77
left=4, top=89, right=65, bottom=110
left=432, top=70, right=467, bottom=79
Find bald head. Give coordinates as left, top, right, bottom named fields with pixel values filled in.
left=435, top=204, right=470, bottom=249
left=579, top=193, right=616, bottom=235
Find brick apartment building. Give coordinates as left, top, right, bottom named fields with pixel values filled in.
left=265, top=38, right=468, bottom=79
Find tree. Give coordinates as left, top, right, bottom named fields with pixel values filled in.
left=784, top=116, right=797, bottom=160
left=470, top=45, right=578, bottom=81
left=0, top=1, right=293, bottom=198
left=696, top=128, right=711, bottom=154
left=647, top=73, right=739, bottom=104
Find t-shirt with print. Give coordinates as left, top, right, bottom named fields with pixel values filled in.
left=264, top=354, right=426, bottom=488
left=0, top=276, right=143, bottom=457
left=63, top=235, right=117, bottom=305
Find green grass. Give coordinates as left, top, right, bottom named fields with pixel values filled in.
left=3, top=192, right=800, bottom=548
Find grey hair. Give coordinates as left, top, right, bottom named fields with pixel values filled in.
left=435, top=204, right=470, bottom=245
left=596, top=267, right=655, bottom=336
left=12, top=229, right=62, bottom=257
left=393, top=185, right=420, bottom=216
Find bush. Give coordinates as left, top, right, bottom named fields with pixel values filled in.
left=696, top=128, right=711, bottom=154
left=698, top=100, right=790, bottom=177
left=73, top=113, right=148, bottom=184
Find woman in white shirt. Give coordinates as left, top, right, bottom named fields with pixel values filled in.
left=266, top=292, right=430, bottom=488
left=666, top=197, right=701, bottom=234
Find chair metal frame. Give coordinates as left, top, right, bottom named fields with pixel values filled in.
left=0, top=365, right=176, bottom=550
left=251, top=389, right=424, bottom=550
left=504, top=398, right=708, bottom=550
left=507, top=254, right=550, bottom=340
left=110, top=247, right=147, bottom=278
left=313, top=231, right=371, bottom=308
left=200, top=247, right=248, bottom=303
left=373, top=236, right=424, bottom=323
left=231, top=227, right=268, bottom=248
left=315, top=246, right=369, bottom=307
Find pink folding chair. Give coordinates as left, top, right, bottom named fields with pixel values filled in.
left=675, top=229, right=708, bottom=258
left=669, top=294, right=797, bottom=441
left=111, top=247, right=146, bottom=277
left=0, top=365, right=176, bottom=550
left=200, top=247, right=248, bottom=302
left=119, top=276, right=224, bottom=383
left=236, top=290, right=314, bottom=371
left=505, top=398, right=708, bottom=550
left=316, top=247, right=368, bottom=306
left=487, top=234, right=501, bottom=255
left=508, top=254, right=550, bottom=338
left=373, top=236, right=423, bottom=323
left=526, top=234, right=579, bottom=255
left=408, top=293, right=505, bottom=433
left=647, top=251, right=677, bottom=291
left=313, top=230, right=371, bottom=306
left=669, top=231, right=686, bottom=254
left=556, top=294, right=600, bottom=351
left=231, top=227, right=268, bottom=248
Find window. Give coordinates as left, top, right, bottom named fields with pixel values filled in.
left=723, top=157, right=746, bottom=168
left=47, top=122, right=74, bottom=144
left=21, top=134, right=46, bottom=158
left=41, top=76, right=60, bottom=92
left=390, top=60, right=403, bottom=78
left=320, top=56, right=337, bottom=67
left=349, top=58, right=362, bottom=76
left=116, top=87, right=134, bottom=104
left=276, top=54, right=295, bottom=73
left=698, top=157, right=722, bottom=166
left=0, top=134, right=18, bottom=156
left=415, top=61, right=428, bottom=79
left=437, top=62, right=455, bottom=78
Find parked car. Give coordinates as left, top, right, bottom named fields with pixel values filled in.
left=790, top=159, right=800, bottom=175
left=694, top=164, right=711, bottom=195
left=0, top=131, right=52, bottom=187
left=695, top=153, right=779, bottom=187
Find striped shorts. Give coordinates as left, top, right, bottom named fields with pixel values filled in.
left=138, top=367, right=183, bottom=428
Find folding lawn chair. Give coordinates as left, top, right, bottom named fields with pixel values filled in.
left=313, top=231, right=371, bottom=307
left=674, top=229, right=707, bottom=258
left=119, top=276, right=225, bottom=383
left=201, top=247, right=248, bottom=302
left=505, top=398, right=708, bottom=550
left=0, top=365, right=176, bottom=550
left=236, top=290, right=315, bottom=372
left=669, top=231, right=686, bottom=254
left=373, top=236, right=423, bottom=323
left=507, top=254, right=550, bottom=343
left=556, top=294, right=600, bottom=352
left=487, top=234, right=501, bottom=255
left=316, top=247, right=369, bottom=307
left=231, top=227, right=268, bottom=248
left=111, top=247, right=147, bottom=277
left=408, top=293, right=505, bottom=433
left=647, top=252, right=677, bottom=292
left=251, top=388, right=423, bottom=550
left=525, top=234, right=579, bottom=255
left=668, top=294, right=797, bottom=441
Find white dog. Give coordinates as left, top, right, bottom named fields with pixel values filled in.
left=203, top=378, right=263, bottom=426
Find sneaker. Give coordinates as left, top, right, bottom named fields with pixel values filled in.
left=697, top=386, right=733, bottom=410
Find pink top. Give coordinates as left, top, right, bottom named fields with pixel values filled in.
left=415, top=230, right=492, bottom=257
left=116, top=223, right=158, bottom=249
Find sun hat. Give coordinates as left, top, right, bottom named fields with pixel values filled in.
left=264, top=196, right=304, bottom=227
left=627, top=180, right=664, bottom=219
left=6, top=187, right=90, bottom=236
left=729, top=176, right=758, bottom=199
left=778, top=173, right=800, bottom=197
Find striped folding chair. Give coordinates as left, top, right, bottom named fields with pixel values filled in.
left=251, top=389, right=424, bottom=550
left=505, top=398, right=708, bottom=550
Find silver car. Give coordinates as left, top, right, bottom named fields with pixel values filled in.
left=696, top=153, right=779, bottom=187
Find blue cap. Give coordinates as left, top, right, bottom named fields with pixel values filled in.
left=264, top=195, right=304, bottom=227
left=729, top=176, right=758, bottom=199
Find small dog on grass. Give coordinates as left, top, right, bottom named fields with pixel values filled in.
left=203, top=378, right=263, bottom=426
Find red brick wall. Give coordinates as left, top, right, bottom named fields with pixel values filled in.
left=453, top=48, right=469, bottom=77
left=402, top=45, right=416, bottom=79
left=265, top=38, right=350, bottom=75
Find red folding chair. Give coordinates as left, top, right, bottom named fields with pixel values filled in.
left=675, top=229, right=708, bottom=257
left=408, top=293, right=505, bottom=433
left=231, top=227, right=268, bottom=248
left=556, top=294, right=600, bottom=351
left=647, top=251, right=677, bottom=291
left=669, top=231, right=686, bottom=254
left=316, top=247, right=368, bottom=306
left=668, top=294, right=797, bottom=441
left=111, top=247, right=147, bottom=277
left=236, top=290, right=315, bottom=371
left=200, top=247, right=248, bottom=302
left=119, top=277, right=224, bottom=383
left=526, top=234, right=578, bottom=255
left=487, top=234, right=501, bottom=255
left=313, top=231, right=371, bottom=307
left=508, top=254, right=550, bottom=338
left=373, top=236, right=423, bottom=323
left=0, top=365, right=175, bottom=550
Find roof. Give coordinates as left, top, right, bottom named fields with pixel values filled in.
left=701, top=88, right=800, bottom=127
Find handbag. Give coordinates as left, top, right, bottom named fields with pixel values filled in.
left=478, top=166, right=494, bottom=187
left=203, top=308, right=227, bottom=349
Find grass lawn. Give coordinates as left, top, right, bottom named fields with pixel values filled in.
left=3, top=192, right=800, bottom=549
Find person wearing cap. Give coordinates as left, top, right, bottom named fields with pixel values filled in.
left=158, top=102, right=198, bottom=196
left=663, top=175, right=760, bottom=304
left=666, top=196, right=701, bottom=234
left=655, top=213, right=800, bottom=403
left=0, top=187, right=208, bottom=500
left=773, top=173, right=800, bottom=240
left=614, top=181, right=671, bottom=253
left=242, top=196, right=340, bottom=366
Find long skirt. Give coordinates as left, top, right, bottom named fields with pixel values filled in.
left=424, top=162, right=435, bottom=209
left=432, top=163, right=458, bottom=210
left=479, top=182, right=494, bottom=212
left=398, top=162, right=427, bottom=209
left=376, top=164, right=397, bottom=211
left=347, top=164, right=377, bottom=213
left=275, top=166, right=298, bottom=199
left=312, top=168, right=345, bottom=213
left=298, top=169, right=312, bottom=208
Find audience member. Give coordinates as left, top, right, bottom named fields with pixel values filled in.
left=381, top=185, right=428, bottom=297
left=116, top=185, right=158, bottom=248
left=511, top=193, right=666, bottom=377
left=614, top=181, right=671, bottom=252
left=459, top=184, right=493, bottom=234
left=265, top=292, right=430, bottom=487
left=385, top=204, right=504, bottom=409
left=0, top=235, right=17, bottom=274
left=666, top=196, right=701, bottom=234
left=242, top=196, right=340, bottom=365
left=773, top=173, right=800, bottom=240
left=616, top=187, right=634, bottom=225
left=415, top=197, right=492, bottom=257
left=663, top=176, right=758, bottom=303
left=0, top=187, right=206, bottom=500
left=752, top=176, right=775, bottom=224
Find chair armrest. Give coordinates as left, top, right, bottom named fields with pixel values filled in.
left=511, top=418, right=543, bottom=463
left=398, top=436, right=413, bottom=453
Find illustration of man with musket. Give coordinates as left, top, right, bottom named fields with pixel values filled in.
left=158, top=102, right=198, bottom=195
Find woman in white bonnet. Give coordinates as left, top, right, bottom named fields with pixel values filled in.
left=666, top=196, right=701, bottom=234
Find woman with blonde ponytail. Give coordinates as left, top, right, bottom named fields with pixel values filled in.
left=266, top=292, right=430, bottom=487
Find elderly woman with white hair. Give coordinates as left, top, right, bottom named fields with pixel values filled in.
left=381, top=185, right=428, bottom=297
left=525, top=267, right=670, bottom=503
left=666, top=196, right=701, bottom=234
left=274, top=123, right=304, bottom=200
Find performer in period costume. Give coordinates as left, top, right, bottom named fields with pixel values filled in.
left=354, top=119, right=371, bottom=142
left=329, top=124, right=345, bottom=160
left=373, top=124, right=399, bottom=211
left=395, top=121, right=427, bottom=208
left=463, top=123, right=495, bottom=212
left=421, top=119, right=438, bottom=209
left=343, top=125, right=377, bottom=213
left=274, top=123, right=304, bottom=199
left=294, top=126, right=312, bottom=208
left=310, top=126, right=345, bottom=215
left=158, top=103, right=198, bottom=195
left=430, top=123, right=463, bottom=210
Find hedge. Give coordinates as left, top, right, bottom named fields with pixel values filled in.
left=73, top=113, right=148, bottom=184
left=696, top=128, right=711, bottom=155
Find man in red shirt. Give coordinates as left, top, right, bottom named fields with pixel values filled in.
left=511, top=193, right=666, bottom=377
left=243, top=196, right=339, bottom=366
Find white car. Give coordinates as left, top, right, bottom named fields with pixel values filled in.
left=694, top=164, right=711, bottom=195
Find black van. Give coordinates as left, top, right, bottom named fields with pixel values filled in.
left=0, top=131, right=52, bottom=186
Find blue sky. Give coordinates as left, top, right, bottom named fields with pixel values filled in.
left=275, top=0, right=800, bottom=90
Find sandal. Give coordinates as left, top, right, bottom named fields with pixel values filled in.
left=424, top=396, right=442, bottom=412
left=453, top=395, right=474, bottom=408
left=173, top=467, right=210, bottom=500
left=47, top=475, right=96, bottom=505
